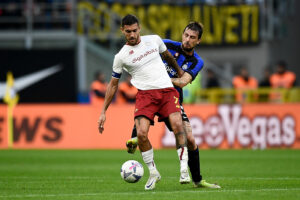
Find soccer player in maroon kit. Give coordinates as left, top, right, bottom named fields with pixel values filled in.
left=98, top=14, right=190, bottom=190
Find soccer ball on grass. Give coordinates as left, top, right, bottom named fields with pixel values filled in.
left=120, top=160, right=144, bottom=183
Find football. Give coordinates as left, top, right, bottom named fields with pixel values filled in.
left=120, top=160, right=144, bottom=183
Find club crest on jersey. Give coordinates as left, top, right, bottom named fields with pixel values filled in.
left=129, top=50, right=134, bottom=55
left=175, top=52, right=179, bottom=57
left=182, top=64, right=188, bottom=70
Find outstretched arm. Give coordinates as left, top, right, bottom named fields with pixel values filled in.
left=171, top=72, right=193, bottom=88
left=98, top=77, right=119, bottom=133
left=161, top=50, right=184, bottom=77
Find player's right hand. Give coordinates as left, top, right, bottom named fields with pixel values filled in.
left=98, top=113, right=106, bottom=134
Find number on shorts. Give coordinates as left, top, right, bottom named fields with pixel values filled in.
left=174, top=96, right=178, bottom=104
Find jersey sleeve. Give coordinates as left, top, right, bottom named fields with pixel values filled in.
left=185, top=58, right=204, bottom=81
left=163, top=39, right=181, bottom=48
left=155, top=35, right=167, bottom=53
left=112, top=54, right=123, bottom=79
left=163, top=39, right=173, bottom=45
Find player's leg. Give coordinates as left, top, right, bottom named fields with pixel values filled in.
left=126, top=120, right=155, bottom=154
left=183, top=121, right=202, bottom=182
left=158, top=88, right=190, bottom=183
left=184, top=121, right=221, bottom=189
left=135, top=116, right=151, bottom=152
left=126, top=125, right=138, bottom=154
left=131, top=125, right=137, bottom=138
left=135, top=116, right=161, bottom=190
left=178, top=105, right=202, bottom=183
left=167, top=112, right=190, bottom=184
left=133, top=89, right=162, bottom=190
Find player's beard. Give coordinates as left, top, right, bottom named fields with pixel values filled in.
left=127, top=35, right=140, bottom=46
left=182, top=43, right=194, bottom=52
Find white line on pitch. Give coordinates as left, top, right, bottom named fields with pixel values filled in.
left=0, top=176, right=100, bottom=179
left=0, top=188, right=299, bottom=198
left=1, top=176, right=300, bottom=180
left=167, top=177, right=300, bottom=180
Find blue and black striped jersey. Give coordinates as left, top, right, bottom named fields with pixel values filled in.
left=162, top=39, right=204, bottom=103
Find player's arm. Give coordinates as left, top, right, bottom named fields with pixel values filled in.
left=101, top=77, right=119, bottom=114
left=161, top=50, right=184, bottom=77
left=171, top=72, right=193, bottom=88
left=172, top=57, right=203, bottom=88
left=98, top=77, right=119, bottom=134
left=98, top=53, right=123, bottom=133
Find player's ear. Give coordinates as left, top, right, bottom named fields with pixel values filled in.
left=197, top=39, right=201, bottom=45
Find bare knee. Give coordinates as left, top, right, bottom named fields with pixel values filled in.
left=135, top=117, right=150, bottom=144
left=187, top=133, right=196, bottom=150
left=137, top=129, right=148, bottom=143
left=172, top=120, right=183, bottom=133
left=169, top=113, right=184, bottom=134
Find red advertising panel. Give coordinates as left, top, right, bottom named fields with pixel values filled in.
left=0, top=104, right=299, bottom=149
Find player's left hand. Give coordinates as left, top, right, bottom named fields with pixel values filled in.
left=98, top=113, right=106, bottom=134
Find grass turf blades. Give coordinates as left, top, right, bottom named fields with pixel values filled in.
left=0, top=149, right=299, bottom=200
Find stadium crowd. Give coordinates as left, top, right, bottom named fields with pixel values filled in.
left=90, top=59, right=297, bottom=105
left=0, top=1, right=297, bottom=104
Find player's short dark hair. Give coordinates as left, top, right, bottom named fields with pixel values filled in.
left=121, top=14, right=139, bottom=27
left=183, top=22, right=203, bottom=39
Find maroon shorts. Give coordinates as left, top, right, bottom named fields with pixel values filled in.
left=134, top=87, right=181, bottom=122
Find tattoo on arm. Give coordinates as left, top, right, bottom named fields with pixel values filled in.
left=171, top=73, right=193, bottom=88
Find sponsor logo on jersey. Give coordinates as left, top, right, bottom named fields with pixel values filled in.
left=165, top=63, right=178, bottom=77
left=182, top=64, right=188, bottom=70
left=132, top=48, right=158, bottom=63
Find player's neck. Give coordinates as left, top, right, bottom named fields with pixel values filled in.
left=182, top=49, right=194, bottom=56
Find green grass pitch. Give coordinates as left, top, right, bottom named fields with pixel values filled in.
left=0, top=149, right=299, bottom=200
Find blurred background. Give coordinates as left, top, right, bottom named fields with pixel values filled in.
left=0, top=0, right=299, bottom=149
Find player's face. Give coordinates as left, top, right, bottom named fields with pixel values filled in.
left=121, top=23, right=141, bottom=46
left=182, top=28, right=201, bottom=52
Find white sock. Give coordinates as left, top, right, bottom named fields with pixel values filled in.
left=141, top=148, right=157, bottom=173
left=177, top=146, right=188, bottom=172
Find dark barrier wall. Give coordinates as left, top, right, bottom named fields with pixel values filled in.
left=0, top=49, right=76, bottom=102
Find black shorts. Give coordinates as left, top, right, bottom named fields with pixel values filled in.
left=163, top=105, right=189, bottom=131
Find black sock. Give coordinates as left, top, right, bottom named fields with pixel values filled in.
left=188, top=147, right=202, bottom=183
left=131, top=125, right=137, bottom=138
